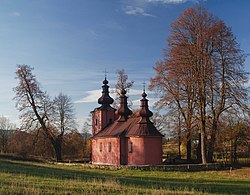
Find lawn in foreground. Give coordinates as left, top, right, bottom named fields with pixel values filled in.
left=0, top=159, right=249, bottom=194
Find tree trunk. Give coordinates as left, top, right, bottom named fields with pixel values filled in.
left=200, top=94, right=207, bottom=164
left=233, top=139, right=238, bottom=163
left=186, top=116, right=192, bottom=162
left=186, top=134, right=192, bottom=162
left=200, top=123, right=207, bottom=164
left=177, top=112, right=182, bottom=159
left=52, top=138, right=63, bottom=162
left=178, top=135, right=181, bottom=159
left=207, top=135, right=216, bottom=162
left=197, top=133, right=202, bottom=163
left=199, top=83, right=207, bottom=164
left=207, top=121, right=217, bottom=162
left=2, top=136, right=7, bottom=153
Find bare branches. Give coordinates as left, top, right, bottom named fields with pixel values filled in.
left=52, top=93, right=76, bottom=136
left=113, top=69, right=134, bottom=108
left=150, top=7, right=249, bottom=163
left=0, top=116, right=16, bottom=153
left=13, top=64, right=76, bottom=161
left=14, top=65, right=48, bottom=127
left=115, top=69, right=134, bottom=93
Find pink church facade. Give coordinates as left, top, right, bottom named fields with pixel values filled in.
left=91, top=78, right=163, bottom=165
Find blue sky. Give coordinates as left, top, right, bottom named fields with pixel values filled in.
left=0, top=0, right=250, bottom=130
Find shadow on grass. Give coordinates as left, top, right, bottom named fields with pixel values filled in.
left=0, top=159, right=249, bottom=194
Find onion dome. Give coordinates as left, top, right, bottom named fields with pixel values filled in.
left=98, top=77, right=114, bottom=107
left=117, top=88, right=132, bottom=122
left=139, top=90, right=153, bottom=124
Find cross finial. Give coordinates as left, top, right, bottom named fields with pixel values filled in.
left=143, top=81, right=146, bottom=92
left=104, top=69, right=108, bottom=79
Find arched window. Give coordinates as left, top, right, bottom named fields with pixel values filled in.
left=99, top=143, right=102, bottom=152
left=108, top=142, right=111, bottom=152
left=129, top=142, right=132, bottom=153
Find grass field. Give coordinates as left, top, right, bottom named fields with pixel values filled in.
left=0, top=159, right=249, bottom=194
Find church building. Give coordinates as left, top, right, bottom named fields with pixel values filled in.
left=91, top=77, right=163, bottom=165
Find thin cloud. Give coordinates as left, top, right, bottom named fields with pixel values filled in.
left=122, top=0, right=203, bottom=16
left=75, top=88, right=154, bottom=104
left=245, top=79, right=250, bottom=88
left=110, top=88, right=153, bottom=96
left=124, top=6, right=155, bottom=17
left=132, top=97, right=159, bottom=106
left=74, top=89, right=101, bottom=103
left=142, top=0, right=201, bottom=4
left=102, top=20, right=125, bottom=31
left=145, top=0, right=188, bottom=4
left=10, top=11, right=21, bottom=17
left=129, top=89, right=153, bottom=95
left=75, top=88, right=139, bottom=104
left=128, top=89, right=144, bottom=95
left=86, top=29, right=99, bottom=38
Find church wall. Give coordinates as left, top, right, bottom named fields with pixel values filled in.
left=144, top=137, right=163, bottom=165
left=120, top=137, right=128, bottom=165
left=92, top=137, right=120, bottom=165
left=127, top=137, right=162, bottom=165
left=91, top=110, right=101, bottom=135
left=101, top=107, right=115, bottom=128
left=127, top=137, right=146, bottom=165
left=92, top=108, right=115, bottom=136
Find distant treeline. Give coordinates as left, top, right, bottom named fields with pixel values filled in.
left=0, top=129, right=91, bottom=162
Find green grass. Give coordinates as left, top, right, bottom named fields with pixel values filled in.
left=0, top=159, right=249, bottom=194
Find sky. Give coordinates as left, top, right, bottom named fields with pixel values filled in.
left=0, top=0, right=250, bottom=131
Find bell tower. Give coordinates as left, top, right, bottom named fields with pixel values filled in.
left=91, top=77, right=116, bottom=136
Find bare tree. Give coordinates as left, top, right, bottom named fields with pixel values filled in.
left=82, top=114, right=92, bottom=137
left=151, top=111, right=169, bottom=135
left=0, top=116, right=16, bottom=153
left=217, top=111, right=250, bottom=163
left=150, top=7, right=248, bottom=164
left=150, top=54, right=197, bottom=162
left=206, top=21, right=249, bottom=162
left=50, top=93, right=76, bottom=160
left=14, top=64, right=76, bottom=161
left=113, top=69, right=134, bottom=108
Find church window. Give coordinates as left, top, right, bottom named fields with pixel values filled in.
left=129, top=142, right=132, bottom=153
left=108, top=142, right=111, bottom=152
left=109, top=118, right=112, bottom=124
left=95, top=119, right=98, bottom=126
left=99, top=143, right=102, bottom=152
